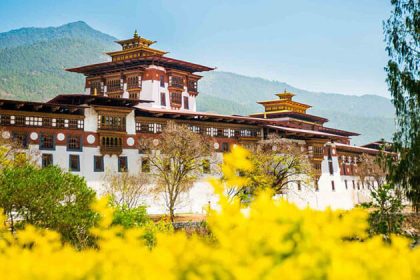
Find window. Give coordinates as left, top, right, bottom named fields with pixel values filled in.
left=315, top=180, right=319, bottom=192
left=188, top=80, right=197, bottom=92
left=352, top=180, right=356, bottom=190
left=127, top=76, right=141, bottom=89
left=67, top=135, right=82, bottom=151
left=160, top=92, right=166, bottom=106
left=69, top=155, right=80, bottom=172
left=56, top=118, right=65, bottom=128
left=202, top=159, right=210, bottom=174
left=141, top=158, right=150, bottom=173
left=106, top=79, right=122, bottom=92
left=344, top=180, right=348, bottom=190
left=313, top=146, right=324, bottom=156
left=27, top=116, right=42, bottom=126
left=42, top=154, right=53, bottom=168
left=160, top=75, right=165, bottom=87
left=15, top=115, right=25, bottom=126
left=183, top=96, right=189, bottom=109
left=189, top=125, right=201, bottom=134
left=205, top=127, right=213, bottom=136
left=221, top=142, right=230, bottom=152
left=297, top=181, right=302, bottom=191
left=328, top=161, right=334, bottom=175
left=170, top=92, right=182, bottom=105
left=42, top=118, right=52, bottom=127
left=0, top=115, right=11, bottom=125
left=13, top=132, right=28, bottom=148
left=155, top=123, right=163, bottom=133
left=169, top=76, right=183, bottom=88
left=98, top=115, right=126, bottom=131
left=40, top=134, right=55, bottom=150
left=118, top=156, right=128, bottom=172
left=331, top=181, right=335, bottom=191
left=94, top=156, right=104, bottom=172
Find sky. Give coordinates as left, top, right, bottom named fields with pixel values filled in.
left=0, top=0, right=392, bottom=97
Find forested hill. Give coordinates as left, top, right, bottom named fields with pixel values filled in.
left=0, top=21, right=118, bottom=100
left=0, top=21, right=395, bottom=145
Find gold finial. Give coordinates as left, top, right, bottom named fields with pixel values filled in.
left=133, top=29, right=139, bottom=39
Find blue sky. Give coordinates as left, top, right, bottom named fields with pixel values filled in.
left=0, top=0, right=392, bottom=97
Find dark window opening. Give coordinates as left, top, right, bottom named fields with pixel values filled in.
left=94, top=156, right=104, bottom=172
left=141, top=158, right=150, bottom=173
left=42, top=154, right=53, bottom=168
left=40, top=134, right=55, bottom=150
left=331, top=181, right=335, bottom=191
left=160, top=75, right=165, bottom=87
left=67, top=135, right=82, bottom=151
left=221, top=142, right=230, bottom=152
left=69, top=155, right=80, bottom=172
left=328, top=161, right=334, bottom=175
left=118, top=156, right=128, bottom=172
left=13, top=132, right=28, bottom=148
left=202, top=159, right=210, bottom=174
left=183, top=96, right=189, bottom=110
left=161, top=92, right=166, bottom=106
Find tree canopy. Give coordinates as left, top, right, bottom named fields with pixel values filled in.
left=384, top=0, right=420, bottom=211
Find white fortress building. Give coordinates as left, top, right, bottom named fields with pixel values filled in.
left=0, top=31, right=384, bottom=213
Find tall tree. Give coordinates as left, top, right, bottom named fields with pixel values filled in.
left=145, top=121, right=212, bottom=222
left=384, top=0, right=420, bottom=211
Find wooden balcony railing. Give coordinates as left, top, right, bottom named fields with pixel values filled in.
left=169, top=76, right=184, bottom=89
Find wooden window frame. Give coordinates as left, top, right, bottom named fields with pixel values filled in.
left=94, top=156, right=104, bottom=172
left=69, top=154, right=80, bottom=172
left=42, top=154, right=53, bottom=168
left=118, top=156, right=128, bottom=172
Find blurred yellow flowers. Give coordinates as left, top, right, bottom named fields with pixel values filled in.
left=0, top=145, right=418, bottom=279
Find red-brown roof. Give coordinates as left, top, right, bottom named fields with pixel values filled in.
left=66, top=56, right=215, bottom=75
left=266, top=125, right=348, bottom=140
left=335, top=143, right=383, bottom=155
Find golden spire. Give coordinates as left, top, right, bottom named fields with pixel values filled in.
left=133, top=29, right=139, bottom=39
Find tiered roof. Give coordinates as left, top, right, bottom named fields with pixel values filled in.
left=66, top=31, right=214, bottom=75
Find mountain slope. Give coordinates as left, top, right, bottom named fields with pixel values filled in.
left=0, top=21, right=115, bottom=49
left=197, top=71, right=395, bottom=145
left=0, top=21, right=118, bottom=100
left=0, top=22, right=395, bottom=145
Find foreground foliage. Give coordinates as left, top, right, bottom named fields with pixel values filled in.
left=0, top=163, right=96, bottom=247
left=384, top=0, right=420, bottom=211
left=0, top=146, right=419, bottom=279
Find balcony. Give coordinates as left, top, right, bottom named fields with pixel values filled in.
left=169, top=76, right=184, bottom=89
left=97, top=115, right=126, bottom=132
left=187, top=80, right=198, bottom=93
left=100, top=135, right=123, bottom=155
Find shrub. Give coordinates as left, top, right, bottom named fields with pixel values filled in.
left=0, top=146, right=418, bottom=279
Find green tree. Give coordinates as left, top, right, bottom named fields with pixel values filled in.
left=368, top=184, right=404, bottom=238
left=0, top=164, right=96, bottom=247
left=384, top=0, right=420, bottom=212
left=112, top=205, right=150, bottom=229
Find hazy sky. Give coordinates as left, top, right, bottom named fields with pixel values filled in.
left=0, top=0, right=392, bottom=97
